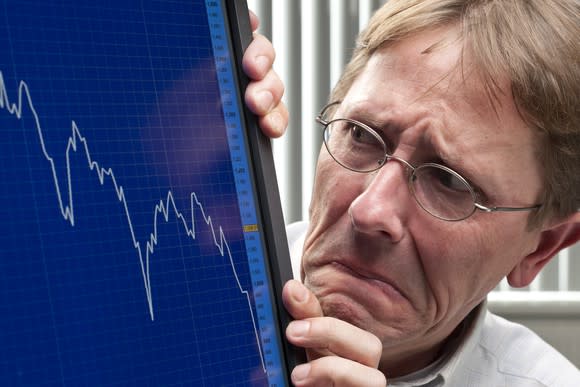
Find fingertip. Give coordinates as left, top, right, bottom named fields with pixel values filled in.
left=292, top=280, right=309, bottom=303
left=283, top=280, right=324, bottom=320
left=262, top=111, right=286, bottom=138
left=286, top=320, right=311, bottom=344
left=291, top=363, right=311, bottom=385
left=284, top=279, right=308, bottom=303
left=249, top=10, right=259, bottom=31
left=242, top=53, right=269, bottom=81
left=254, top=55, right=270, bottom=78
left=242, top=54, right=262, bottom=81
left=256, top=90, right=274, bottom=113
left=244, top=82, right=274, bottom=116
left=242, top=34, right=275, bottom=80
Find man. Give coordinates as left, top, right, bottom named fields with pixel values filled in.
left=244, top=0, right=580, bottom=385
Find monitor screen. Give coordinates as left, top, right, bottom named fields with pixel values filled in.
left=0, top=1, right=294, bottom=385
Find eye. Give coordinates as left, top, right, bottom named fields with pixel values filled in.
left=440, top=171, right=466, bottom=190
left=349, top=123, right=381, bottom=146
left=423, top=166, right=471, bottom=193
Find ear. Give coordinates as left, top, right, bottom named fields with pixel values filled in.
left=507, top=212, right=580, bottom=288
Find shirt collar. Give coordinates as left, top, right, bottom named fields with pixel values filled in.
left=438, top=300, right=487, bottom=383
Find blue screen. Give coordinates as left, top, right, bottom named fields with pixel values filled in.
left=0, top=1, right=286, bottom=385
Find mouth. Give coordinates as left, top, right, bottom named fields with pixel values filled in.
left=330, top=261, right=407, bottom=302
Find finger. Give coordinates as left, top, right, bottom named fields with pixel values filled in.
left=256, top=102, right=288, bottom=138
left=282, top=280, right=324, bottom=320
left=242, top=33, right=275, bottom=80
left=291, top=356, right=387, bottom=387
left=286, top=317, right=383, bottom=368
left=245, top=69, right=287, bottom=137
left=245, top=68, right=284, bottom=115
left=249, top=9, right=259, bottom=31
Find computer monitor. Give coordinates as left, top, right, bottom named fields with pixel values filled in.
left=0, top=1, right=299, bottom=385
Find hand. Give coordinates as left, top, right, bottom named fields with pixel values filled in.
left=243, top=11, right=288, bottom=138
left=283, top=279, right=387, bottom=386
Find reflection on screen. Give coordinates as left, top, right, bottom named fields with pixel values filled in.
left=0, top=1, right=285, bottom=385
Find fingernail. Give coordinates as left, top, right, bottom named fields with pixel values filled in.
left=257, top=90, right=273, bottom=112
left=288, top=320, right=310, bottom=337
left=291, top=364, right=311, bottom=383
left=293, top=282, right=308, bottom=303
left=267, top=111, right=283, bottom=137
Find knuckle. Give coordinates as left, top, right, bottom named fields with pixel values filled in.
left=324, top=316, right=351, bottom=340
left=315, top=317, right=338, bottom=343
left=312, top=357, right=386, bottom=387
left=324, top=316, right=341, bottom=330
left=307, top=357, right=338, bottom=385
left=252, top=34, right=274, bottom=57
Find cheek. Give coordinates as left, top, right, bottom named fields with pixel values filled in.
left=308, top=153, right=364, bottom=225
left=412, top=218, right=529, bottom=308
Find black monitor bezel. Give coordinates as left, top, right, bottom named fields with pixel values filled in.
left=223, top=0, right=306, bottom=383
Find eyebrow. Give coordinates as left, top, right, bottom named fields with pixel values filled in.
left=342, top=105, right=406, bottom=138
left=341, top=101, right=476, bottom=178
left=384, top=116, right=474, bottom=179
left=421, top=127, right=459, bottom=165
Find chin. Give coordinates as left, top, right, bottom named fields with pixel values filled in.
left=306, top=275, right=382, bottom=327
left=307, top=261, right=410, bottom=310
left=305, top=271, right=424, bottom=342
left=319, top=291, right=363, bottom=318
left=318, top=291, right=415, bottom=347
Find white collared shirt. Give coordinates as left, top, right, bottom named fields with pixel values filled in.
left=286, top=221, right=580, bottom=386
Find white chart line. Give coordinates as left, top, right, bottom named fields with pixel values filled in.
left=0, top=70, right=266, bottom=373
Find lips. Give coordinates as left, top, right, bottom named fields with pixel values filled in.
left=329, top=261, right=407, bottom=302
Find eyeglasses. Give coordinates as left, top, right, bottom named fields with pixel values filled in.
left=316, top=101, right=542, bottom=221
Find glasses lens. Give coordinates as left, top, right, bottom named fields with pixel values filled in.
left=324, top=119, right=386, bottom=172
left=410, top=164, right=476, bottom=221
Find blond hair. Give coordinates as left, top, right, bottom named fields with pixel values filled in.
left=331, top=0, right=580, bottom=225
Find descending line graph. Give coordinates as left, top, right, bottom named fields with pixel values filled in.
left=0, top=70, right=267, bottom=373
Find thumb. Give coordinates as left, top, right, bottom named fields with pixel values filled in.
left=282, top=279, right=323, bottom=320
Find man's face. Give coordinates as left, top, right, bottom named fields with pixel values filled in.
left=302, top=26, right=544, bottom=364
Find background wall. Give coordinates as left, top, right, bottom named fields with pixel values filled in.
left=247, top=0, right=580, bottom=367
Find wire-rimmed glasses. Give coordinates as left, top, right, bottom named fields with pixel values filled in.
left=316, top=101, right=542, bottom=221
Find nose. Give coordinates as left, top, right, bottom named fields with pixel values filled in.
left=348, top=161, right=410, bottom=243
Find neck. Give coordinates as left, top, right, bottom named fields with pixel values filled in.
left=379, top=342, right=444, bottom=378
left=379, top=315, right=471, bottom=379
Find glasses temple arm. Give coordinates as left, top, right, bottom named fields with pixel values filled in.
left=474, top=203, right=542, bottom=213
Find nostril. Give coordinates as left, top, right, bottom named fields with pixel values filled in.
left=347, top=166, right=408, bottom=243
